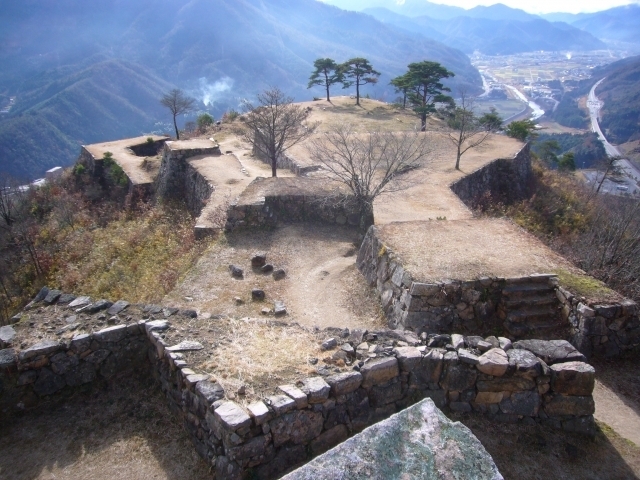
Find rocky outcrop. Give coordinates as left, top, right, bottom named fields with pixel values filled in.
left=282, top=397, right=503, bottom=480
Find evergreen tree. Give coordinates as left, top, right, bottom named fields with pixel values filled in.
left=340, top=58, right=380, bottom=106
left=405, top=61, right=455, bottom=131
left=308, top=58, right=342, bottom=102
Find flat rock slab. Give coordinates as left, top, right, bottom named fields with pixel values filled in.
left=166, top=341, right=204, bottom=352
left=282, top=397, right=502, bottom=480
left=107, top=300, right=130, bottom=316
left=513, top=339, right=586, bottom=365
left=69, top=296, right=91, bottom=308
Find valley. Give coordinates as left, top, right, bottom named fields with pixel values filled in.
left=1, top=1, right=640, bottom=479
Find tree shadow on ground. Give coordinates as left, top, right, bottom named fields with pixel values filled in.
left=453, top=412, right=640, bottom=480
left=0, top=371, right=211, bottom=480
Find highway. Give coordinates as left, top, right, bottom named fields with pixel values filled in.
left=586, top=78, right=640, bottom=195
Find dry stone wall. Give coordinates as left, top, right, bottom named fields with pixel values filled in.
left=357, top=226, right=640, bottom=358
left=77, top=146, right=154, bottom=200
left=450, top=143, right=533, bottom=208
left=1, top=289, right=599, bottom=480
left=226, top=186, right=361, bottom=231
left=155, top=142, right=220, bottom=216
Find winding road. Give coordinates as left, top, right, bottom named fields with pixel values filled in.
left=588, top=78, right=640, bottom=190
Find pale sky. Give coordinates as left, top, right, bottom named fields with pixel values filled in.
left=330, top=0, right=640, bottom=14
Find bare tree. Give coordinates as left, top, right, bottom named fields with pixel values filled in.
left=446, top=90, right=503, bottom=170
left=307, top=124, right=433, bottom=229
left=0, top=175, right=25, bottom=227
left=237, top=87, right=319, bottom=177
left=160, top=89, right=196, bottom=140
left=589, top=155, right=622, bottom=198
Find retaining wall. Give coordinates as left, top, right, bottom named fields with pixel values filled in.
left=450, top=143, right=533, bottom=208
left=357, top=226, right=640, bottom=358
left=1, top=290, right=598, bottom=479
left=155, top=142, right=220, bottom=216
left=77, top=146, right=154, bottom=200
left=225, top=181, right=361, bottom=231
left=253, top=149, right=321, bottom=177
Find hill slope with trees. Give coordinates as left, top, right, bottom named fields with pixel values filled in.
left=0, top=0, right=480, bottom=180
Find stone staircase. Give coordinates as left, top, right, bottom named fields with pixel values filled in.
left=499, top=277, right=564, bottom=338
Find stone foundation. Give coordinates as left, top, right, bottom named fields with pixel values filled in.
left=155, top=140, right=221, bottom=216
left=1, top=289, right=600, bottom=480
left=357, top=225, right=640, bottom=358
left=225, top=177, right=361, bottom=231
left=450, top=143, right=533, bottom=208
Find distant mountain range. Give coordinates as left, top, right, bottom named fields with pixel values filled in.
left=0, top=0, right=481, bottom=180
left=327, top=0, right=640, bottom=47
left=363, top=8, right=605, bottom=55
left=1, top=0, right=638, bottom=180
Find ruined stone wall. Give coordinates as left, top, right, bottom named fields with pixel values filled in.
left=225, top=194, right=361, bottom=231
left=155, top=144, right=220, bottom=215
left=77, top=146, right=152, bottom=200
left=450, top=143, right=533, bottom=208
left=557, top=287, right=640, bottom=358
left=1, top=289, right=598, bottom=479
left=253, top=149, right=321, bottom=177
left=357, top=226, right=640, bottom=358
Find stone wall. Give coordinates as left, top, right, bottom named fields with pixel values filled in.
left=155, top=143, right=220, bottom=216
left=77, top=146, right=154, bottom=200
left=450, top=143, right=533, bottom=208
left=0, top=321, right=148, bottom=414
left=150, top=329, right=596, bottom=480
left=557, top=287, right=640, bottom=358
left=357, top=225, right=640, bottom=358
left=253, top=148, right=321, bottom=177
left=1, top=290, right=598, bottom=479
left=226, top=183, right=361, bottom=231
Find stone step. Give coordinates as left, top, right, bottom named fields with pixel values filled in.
left=501, top=294, right=558, bottom=309
left=501, top=284, right=555, bottom=298
left=506, top=306, right=558, bottom=324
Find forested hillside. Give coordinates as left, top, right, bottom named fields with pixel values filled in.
left=595, top=56, right=640, bottom=144
left=0, top=0, right=480, bottom=180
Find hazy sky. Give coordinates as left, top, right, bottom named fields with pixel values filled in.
left=329, top=0, right=640, bottom=14
left=421, top=0, right=639, bottom=14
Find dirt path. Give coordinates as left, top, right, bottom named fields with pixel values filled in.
left=163, top=224, right=384, bottom=331
left=594, top=381, right=640, bottom=446
left=592, top=355, right=640, bottom=447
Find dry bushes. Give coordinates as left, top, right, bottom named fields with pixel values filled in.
left=484, top=159, right=640, bottom=302
left=0, top=172, right=206, bottom=323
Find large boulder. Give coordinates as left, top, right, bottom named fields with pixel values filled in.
left=281, top=398, right=502, bottom=480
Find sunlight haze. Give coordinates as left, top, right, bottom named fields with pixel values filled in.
left=324, top=0, right=640, bottom=14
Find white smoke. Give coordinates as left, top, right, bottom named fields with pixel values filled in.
left=198, top=77, right=234, bottom=106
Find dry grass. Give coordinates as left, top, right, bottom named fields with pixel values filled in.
left=300, top=96, right=436, bottom=133
left=0, top=373, right=211, bottom=480
left=49, top=204, right=207, bottom=304
left=192, top=317, right=325, bottom=403
left=377, top=218, right=582, bottom=283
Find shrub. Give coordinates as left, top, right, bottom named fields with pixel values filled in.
left=197, top=113, right=215, bottom=131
